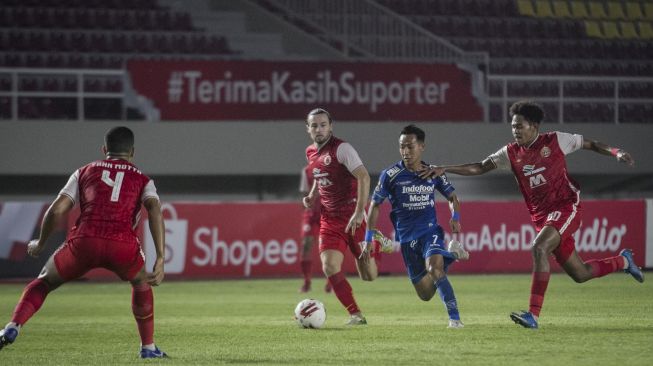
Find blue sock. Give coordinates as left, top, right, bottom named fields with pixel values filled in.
left=435, top=276, right=460, bottom=321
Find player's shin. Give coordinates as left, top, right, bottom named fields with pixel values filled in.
left=586, top=256, right=625, bottom=279
left=11, top=278, right=51, bottom=326
left=132, top=283, right=154, bottom=346
left=435, top=277, right=460, bottom=321
left=529, top=272, right=550, bottom=317
left=327, top=272, right=360, bottom=315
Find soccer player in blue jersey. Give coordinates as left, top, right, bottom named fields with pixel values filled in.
left=363, top=124, right=470, bottom=328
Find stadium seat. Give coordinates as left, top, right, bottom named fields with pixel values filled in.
left=585, top=20, right=603, bottom=37
left=517, top=0, right=536, bottom=17
left=639, top=22, right=653, bottom=39
left=606, top=2, right=626, bottom=20
left=601, top=21, right=621, bottom=38
left=570, top=1, right=590, bottom=18
left=645, top=3, right=653, bottom=20
left=620, top=21, right=639, bottom=39
left=625, top=2, right=644, bottom=20
left=552, top=0, right=572, bottom=18
left=535, top=0, right=555, bottom=17
left=589, top=2, right=608, bottom=19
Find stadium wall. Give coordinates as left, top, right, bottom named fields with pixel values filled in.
left=1, top=121, right=652, bottom=176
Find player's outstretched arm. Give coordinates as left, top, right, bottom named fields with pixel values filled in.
left=144, top=197, right=165, bottom=286
left=419, top=158, right=496, bottom=179
left=345, top=165, right=370, bottom=235
left=582, top=139, right=635, bottom=166
left=28, top=194, right=74, bottom=257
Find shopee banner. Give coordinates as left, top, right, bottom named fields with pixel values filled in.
left=127, top=60, right=483, bottom=121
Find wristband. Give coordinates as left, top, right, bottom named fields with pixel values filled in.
left=451, top=212, right=460, bottom=221
left=609, top=147, right=620, bottom=157
left=365, top=229, right=374, bottom=242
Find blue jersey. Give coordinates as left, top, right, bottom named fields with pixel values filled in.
left=372, top=161, right=455, bottom=243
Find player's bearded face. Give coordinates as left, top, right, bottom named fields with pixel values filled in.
left=306, top=114, right=333, bottom=144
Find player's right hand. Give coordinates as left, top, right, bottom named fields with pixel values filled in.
left=302, top=195, right=313, bottom=209
left=418, top=163, right=445, bottom=179
left=147, top=257, right=165, bottom=286
left=616, top=150, right=635, bottom=166
left=27, top=239, right=45, bottom=258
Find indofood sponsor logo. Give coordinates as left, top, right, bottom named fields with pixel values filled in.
left=401, top=185, right=434, bottom=194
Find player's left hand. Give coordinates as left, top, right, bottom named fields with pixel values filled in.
left=345, top=211, right=365, bottom=236
left=616, top=150, right=635, bottom=166
left=147, top=257, right=165, bottom=286
left=418, top=163, right=445, bottom=179
left=27, top=239, right=45, bottom=258
left=450, top=219, right=461, bottom=234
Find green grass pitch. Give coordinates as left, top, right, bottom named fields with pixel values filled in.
left=1, top=273, right=651, bottom=365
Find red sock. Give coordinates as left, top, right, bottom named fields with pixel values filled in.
left=587, top=255, right=625, bottom=278
left=327, top=272, right=360, bottom=315
left=529, top=272, right=550, bottom=317
left=11, top=279, right=51, bottom=325
left=132, top=283, right=154, bottom=345
left=300, top=260, right=312, bottom=283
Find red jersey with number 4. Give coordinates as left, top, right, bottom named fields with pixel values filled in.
left=60, top=159, right=158, bottom=243
left=490, top=132, right=583, bottom=223
left=305, top=136, right=363, bottom=218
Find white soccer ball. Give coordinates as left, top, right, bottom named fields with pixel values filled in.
left=294, top=299, right=326, bottom=329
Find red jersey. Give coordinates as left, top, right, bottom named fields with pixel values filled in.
left=306, top=136, right=363, bottom=218
left=59, top=159, right=159, bottom=243
left=489, top=132, right=583, bottom=222
left=300, top=165, right=321, bottom=224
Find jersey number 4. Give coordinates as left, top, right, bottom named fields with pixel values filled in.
left=101, top=170, right=124, bottom=202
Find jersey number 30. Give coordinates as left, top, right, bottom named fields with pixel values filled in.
left=101, top=170, right=124, bottom=202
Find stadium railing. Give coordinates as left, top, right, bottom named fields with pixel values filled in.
left=488, top=74, right=653, bottom=124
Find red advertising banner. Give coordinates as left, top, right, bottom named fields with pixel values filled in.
left=0, top=200, right=647, bottom=280
left=126, top=60, right=483, bottom=121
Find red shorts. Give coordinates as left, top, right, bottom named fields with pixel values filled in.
left=319, top=214, right=366, bottom=258
left=535, top=204, right=582, bottom=265
left=53, top=237, right=145, bottom=281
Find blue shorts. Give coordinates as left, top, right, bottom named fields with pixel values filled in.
left=400, top=226, right=456, bottom=284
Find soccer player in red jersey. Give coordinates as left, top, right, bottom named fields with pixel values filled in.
left=0, top=127, right=167, bottom=357
left=303, top=108, right=387, bottom=325
left=420, top=100, right=643, bottom=329
left=298, top=164, right=331, bottom=293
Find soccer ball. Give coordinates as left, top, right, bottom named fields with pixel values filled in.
left=294, top=299, right=326, bottom=329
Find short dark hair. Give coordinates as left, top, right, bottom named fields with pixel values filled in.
left=400, top=124, right=425, bottom=143
left=105, top=126, right=134, bottom=154
left=306, top=108, right=332, bottom=124
left=509, top=100, right=544, bottom=124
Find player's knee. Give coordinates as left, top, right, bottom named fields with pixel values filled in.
left=531, top=244, right=549, bottom=260
left=322, top=263, right=339, bottom=277
left=417, top=291, right=433, bottom=301
left=429, top=267, right=446, bottom=281
left=569, top=269, right=591, bottom=283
